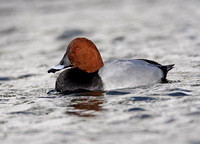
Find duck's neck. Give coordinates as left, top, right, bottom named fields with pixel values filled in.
left=70, top=68, right=99, bottom=80
left=56, top=68, right=103, bottom=92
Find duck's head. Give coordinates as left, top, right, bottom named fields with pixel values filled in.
left=48, top=37, right=104, bottom=73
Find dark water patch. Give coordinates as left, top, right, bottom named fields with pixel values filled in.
left=0, top=77, right=13, bottom=81
left=17, top=74, right=37, bottom=79
left=131, top=96, right=156, bottom=102
left=0, top=27, right=17, bottom=35
left=106, top=91, right=130, bottom=96
left=17, top=96, right=27, bottom=100
left=0, top=120, right=7, bottom=124
left=9, top=111, right=35, bottom=115
left=112, top=36, right=125, bottom=43
left=0, top=99, right=9, bottom=103
left=140, top=114, right=152, bottom=119
left=134, top=114, right=152, bottom=119
left=146, top=35, right=170, bottom=41
left=191, top=84, right=200, bottom=87
left=0, top=93, right=16, bottom=97
left=0, top=74, right=37, bottom=81
left=168, top=88, right=192, bottom=92
left=0, top=7, right=18, bottom=16
left=167, top=88, right=192, bottom=97
left=191, top=140, right=200, bottom=144
left=193, top=64, right=200, bottom=68
left=165, top=118, right=176, bottom=123
left=63, top=131, right=73, bottom=135
left=186, top=111, right=200, bottom=116
left=188, top=35, right=198, bottom=40
left=57, top=29, right=85, bottom=40
left=22, top=107, right=55, bottom=116
left=47, top=89, right=58, bottom=95
left=128, top=107, right=145, bottom=112
left=168, top=92, right=189, bottom=97
left=39, top=96, right=57, bottom=99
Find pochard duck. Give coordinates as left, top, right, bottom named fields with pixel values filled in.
left=48, top=37, right=174, bottom=92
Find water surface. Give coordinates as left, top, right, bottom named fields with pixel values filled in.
left=0, top=0, right=200, bottom=144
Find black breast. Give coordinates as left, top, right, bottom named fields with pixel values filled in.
left=55, top=68, right=103, bottom=93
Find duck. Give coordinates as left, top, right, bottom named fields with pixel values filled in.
left=48, top=37, right=174, bottom=92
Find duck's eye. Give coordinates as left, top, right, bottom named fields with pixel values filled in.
left=75, top=48, right=80, bottom=52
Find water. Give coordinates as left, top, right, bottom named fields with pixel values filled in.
left=1, top=0, right=200, bottom=144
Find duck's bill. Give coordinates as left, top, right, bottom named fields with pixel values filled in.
left=48, top=64, right=72, bottom=73
left=48, top=53, right=72, bottom=73
left=48, top=64, right=64, bottom=73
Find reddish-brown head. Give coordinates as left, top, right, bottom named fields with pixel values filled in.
left=67, top=38, right=104, bottom=73
left=48, top=37, right=104, bottom=73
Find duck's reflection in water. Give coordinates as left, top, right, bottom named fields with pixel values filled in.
left=66, top=91, right=104, bottom=117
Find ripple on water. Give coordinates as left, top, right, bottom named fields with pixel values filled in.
left=0, top=89, right=17, bottom=97
left=9, top=107, right=55, bottom=116
left=191, top=141, right=200, bottom=144
left=168, top=88, right=192, bottom=92
left=186, top=111, right=200, bottom=116
left=137, top=114, right=152, bottom=119
left=9, top=111, right=35, bottom=115
left=128, top=107, right=145, bottom=112
left=17, top=74, right=37, bottom=79
left=168, top=92, right=190, bottom=97
left=131, top=113, right=153, bottom=120
left=0, top=74, right=37, bottom=81
left=167, top=88, right=192, bottom=97
left=0, top=27, right=17, bottom=35
left=0, top=77, right=13, bottom=81
left=191, top=84, right=200, bottom=87
left=131, top=96, right=156, bottom=102
left=106, top=91, right=130, bottom=96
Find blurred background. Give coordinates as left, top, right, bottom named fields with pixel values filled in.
left=0, top=0, right=200, bottom=144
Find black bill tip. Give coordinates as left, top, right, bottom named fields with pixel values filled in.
left=48, top=68, right=59, bottom=73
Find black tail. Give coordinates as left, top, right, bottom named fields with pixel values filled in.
left=161, top=64, right=174, bottom=82
left=165, top=64, right=175, bottom=72
left=138, top=59, right=174, bottom=80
